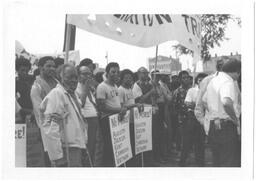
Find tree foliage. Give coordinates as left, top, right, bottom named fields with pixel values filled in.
left=173, top=14, right=241, bottom=61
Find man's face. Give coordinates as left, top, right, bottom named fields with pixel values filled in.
left=62, top=66, right=78, bottom=93
left=17, top=66, right=30, bottom=80
left=138, top=72, right=149, bottom=81
left=79, top=66, right=92, bottom=83
left=181, top=73, right=190, bottom=86
left=107, top=66, right=120, bottom=83
left=42, top=60, right=56, bottom=78
left=122, top=73, right=134, bottom=88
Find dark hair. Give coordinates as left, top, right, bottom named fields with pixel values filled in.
left=105, top=62, right=119, bottom=74
left=178, top=70, right=189, bottom=79
left=15, top=57, right=31, bottom=71
left=54, top=57, right=64, bottom=67
left=95, top=71, right=104, bottom=84
left=120, top=69, right=134, bottom=82
left=38, top=56, right=55, bottom=67
left=195, top=73, right=208, bottom=84
left=222, top=58, right=241, bottom=73
left=79, top=58, right=93, bottom=67
left=33, top=68, right=40, bottom=78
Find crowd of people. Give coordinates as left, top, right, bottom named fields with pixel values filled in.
left=15, top=55, right=241, bottom=167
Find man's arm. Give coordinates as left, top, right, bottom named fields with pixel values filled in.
left=222, top=97, right=240, bottom=126
left=40, top=90, right=64, bottom=163
left=30, top=84, right=43, bottom=127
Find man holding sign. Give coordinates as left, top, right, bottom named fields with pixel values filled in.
left=96, top=62, right=127, bottom=166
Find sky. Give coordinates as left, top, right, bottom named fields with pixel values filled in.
left=10, top=1, right=241, bottom=71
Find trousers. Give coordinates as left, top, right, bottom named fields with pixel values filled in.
left=208, top=120, right=240, bottom=167
left=179, top=117, right=205, bottom=166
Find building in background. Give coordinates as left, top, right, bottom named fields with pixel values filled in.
left=148, top=55, right=182, bottom=75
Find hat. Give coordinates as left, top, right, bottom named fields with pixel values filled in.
left=137, top=67, right=149, bottom=73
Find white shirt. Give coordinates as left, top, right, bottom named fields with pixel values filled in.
left=76, top=83, right=97, bottom=118
left=185, top=85, right=199, bottom=103
left=205, top=72, right=240, bottom=120
left=40, top=84, right=87, bottom=161
left=118, top=86, right=135, bottom=107
left=96, top=81, right=121, bottom=111
left=132, top=82, right=143, bottom=99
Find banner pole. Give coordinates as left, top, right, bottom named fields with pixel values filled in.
left=154, top=45, right=159, bottom=81
left=64, top=16, right=71, bottom=63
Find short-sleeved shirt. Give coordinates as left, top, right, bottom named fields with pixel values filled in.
left=96, top=81, right=121, bottom=116
left=118, top=86, right=135, bottom=107
left=205, top=72, right=240, bottom=120
left=185, top=86, right=199, bottom=103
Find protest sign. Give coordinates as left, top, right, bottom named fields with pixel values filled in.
left=134, top=106, right=152, bottom=155
left=109, top=111, right=132, bottom=167
left=15, top=124, right=26, bottom=167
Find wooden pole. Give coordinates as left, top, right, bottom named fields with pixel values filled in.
left=64, top=21, right=71, bottom=63
left=154, top=45, right=159, bottom=81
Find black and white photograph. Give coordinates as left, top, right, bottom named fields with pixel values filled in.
left=1, top=0, right=255, bottom=180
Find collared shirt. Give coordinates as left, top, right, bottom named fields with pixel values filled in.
left=205, top=72, right=240, bottom=121
left=194, top=74, right=216, bottom=134
left=40, top=84, right=87, bottom=161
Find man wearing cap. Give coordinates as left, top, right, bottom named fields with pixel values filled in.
left=132, top=67, right=158, bottom=166
left=204, top=58, right=241, bottom=166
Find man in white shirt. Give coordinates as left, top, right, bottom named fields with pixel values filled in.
left=76, top=66, right=103, bottom=167
left=205, top=58, right=241, bottom=166
left=96, top=62, right=127, bottom=167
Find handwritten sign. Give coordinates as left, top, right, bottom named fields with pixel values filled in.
left=15, top=124, right=26, bottom=167
left=134, top=106, right=152, bottom=155
left=109, top=111, right=132, bottom=166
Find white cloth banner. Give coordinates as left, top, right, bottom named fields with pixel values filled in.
left=134, top=106, right=152, bottom=155
left=109, top=111, right=132, bottom=166
left=15, top=124, right=26, bottom=167
left=67, top=14, right=201, bottom=60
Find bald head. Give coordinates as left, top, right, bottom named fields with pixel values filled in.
left=78, top=66, right=93, bottom=83
left=60, top=63, right=78, bottom=93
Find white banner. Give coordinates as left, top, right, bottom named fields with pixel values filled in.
left=109, top=111, right=132, bottom=167
left=67, top=14, right=201, bottom=61
left=134, top=106, right=152, bottom=155
left=15, top=124, right=26, bottom=167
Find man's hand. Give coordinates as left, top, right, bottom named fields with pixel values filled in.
left=119, top=107, right=127, bottom=121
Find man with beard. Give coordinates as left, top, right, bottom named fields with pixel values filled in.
left=30, top=56, right=57, bottom=166
left=40, top=64, right=88, bottom=167
left=96, top=62, right=127, bottom=167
